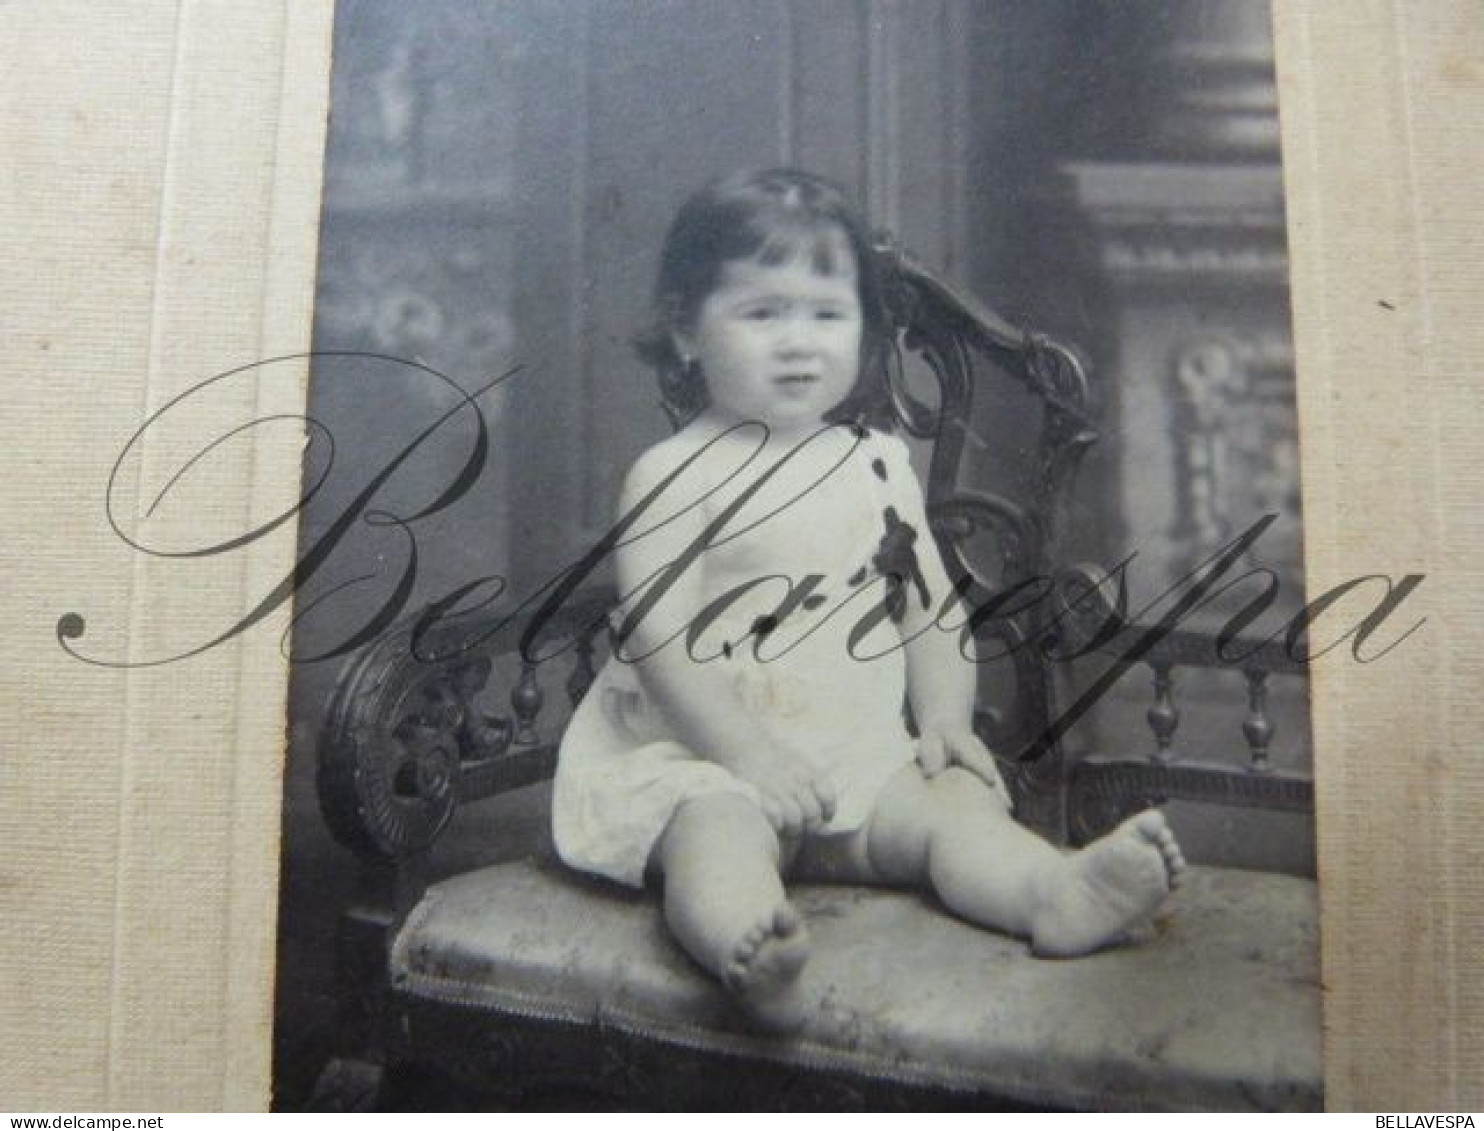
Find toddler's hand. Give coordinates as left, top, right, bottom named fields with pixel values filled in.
left=916, top=728, right=1013, bottom=813
left=729, top=749, right=837, bottom=839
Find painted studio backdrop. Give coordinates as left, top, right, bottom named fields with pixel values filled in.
left=276, top=0, right=1313, bottom=1110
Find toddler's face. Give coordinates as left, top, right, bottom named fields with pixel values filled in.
left=679, top=236, right=863, bottom=436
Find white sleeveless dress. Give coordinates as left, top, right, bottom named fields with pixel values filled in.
left=552, top=429, right=934, bottom=887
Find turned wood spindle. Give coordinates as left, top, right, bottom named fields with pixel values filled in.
left=1243, top=668, right=1274, bottom=772
left=511, top=659, right=543, bottom=745
left=1146, top=660, right=1179, bottom=762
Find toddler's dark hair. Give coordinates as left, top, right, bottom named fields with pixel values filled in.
left=635, top=168, right=893, bottom=427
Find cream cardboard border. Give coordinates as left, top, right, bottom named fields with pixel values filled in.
left=0, top=0, right=1478, bottom=1112
left=1275, top=0, right=1482, bottom=1110
left=1, top=1, right=333, bottom=1111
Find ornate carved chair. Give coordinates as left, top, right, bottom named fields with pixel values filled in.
left=311, top=248, right=1321, bottom=1111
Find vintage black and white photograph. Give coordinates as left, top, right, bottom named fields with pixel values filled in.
left=273, top=0, right=1320, bottom=1111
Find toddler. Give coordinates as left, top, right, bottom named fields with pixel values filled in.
left=553, top=169, right=1185, bottom=1029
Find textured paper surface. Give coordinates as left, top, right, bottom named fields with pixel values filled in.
left=0, top=0, right=1478, bottom=1112
left=1274, top=0, right=1483, bottom=1111
left=0, top=2, right=332, bottom=1111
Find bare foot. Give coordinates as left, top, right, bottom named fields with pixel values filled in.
left=722, top=903, right=811, bottom=1031
left=1030, top=811, right=1186, bottom=958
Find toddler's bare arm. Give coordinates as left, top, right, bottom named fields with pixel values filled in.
left=614, top=442, right=836, bottom=835
left=890, top=458, right=1010, bottom=804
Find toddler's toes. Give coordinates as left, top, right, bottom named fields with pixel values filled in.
left=1167, top=848, right=1187, bottom=889
left=1150, top=824, right=1187, bottom=888
left=723, top=959, right=747, bottom=990
left=773, top=904, right=803, bottom=938
left=720, top=903, right=812, bottom=1032
left=1132, top=809, right=1170, bottom=843
left=732, top=924, right=764, bottom=965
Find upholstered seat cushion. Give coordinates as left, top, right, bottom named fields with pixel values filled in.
left=390, top=858, right=1321, bottom=1111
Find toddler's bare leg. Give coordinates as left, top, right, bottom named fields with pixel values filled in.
left=866, top=766, right=1185, bottom=956
left=653, top=793, right=810, bottom=1030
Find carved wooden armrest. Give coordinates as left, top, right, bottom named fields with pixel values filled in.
left=316, top=587, right=615, bottom=866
